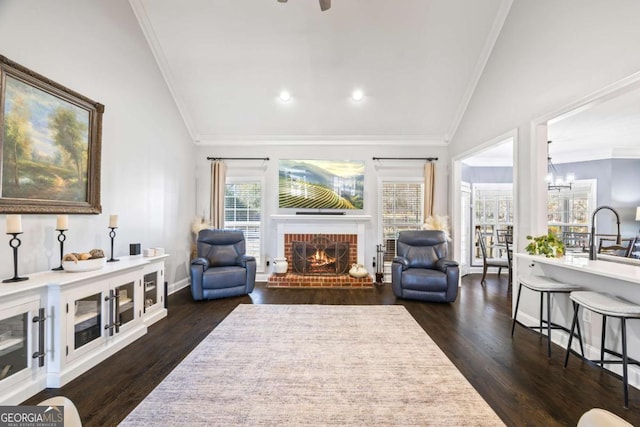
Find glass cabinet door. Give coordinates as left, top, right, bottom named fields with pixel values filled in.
left=116, top=280, right=135, bottom=329
left=74, top=293, right=102, bottom=350
left=0, top=313, right=28, bottom=382
left=143, top=271, right=158, bottom=313
left=0, top=299, right=44, bottom=403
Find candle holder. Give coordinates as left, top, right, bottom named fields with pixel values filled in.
left=108, top=227, right=119, bottom=262
left=3, top=233, right=29, bottom=283
left=52, top=229, right=67, bottom=271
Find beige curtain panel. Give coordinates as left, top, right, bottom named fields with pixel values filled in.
left=210, top=160, right=227, bottom=228
left=423, top=162, right=435, bottom=218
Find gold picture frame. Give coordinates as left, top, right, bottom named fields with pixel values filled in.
left=0, top=55, right=103, bottom=214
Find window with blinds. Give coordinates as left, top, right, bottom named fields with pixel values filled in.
left=381, top=182, right=424, bottom=262
left=224, top=181, right=262, bottom=268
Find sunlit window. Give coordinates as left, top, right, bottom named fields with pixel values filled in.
left=547, top=180, right=595, bottom=236
left=472, top=184, right=513, bottom=265
left=381, top=181, right=424, bottom=268
left=224, top=181, right=263, bottom=269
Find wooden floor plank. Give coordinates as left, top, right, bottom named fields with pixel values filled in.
left=23, top=275, right=640, bottom=426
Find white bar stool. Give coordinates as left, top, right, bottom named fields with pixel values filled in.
left=511, top=275, right=583, bottom=358
left=564, top=291, right=640, bottom=409
left=38, top=396, right=82, bottom=427
left=577, top=408, right=633, bottom=427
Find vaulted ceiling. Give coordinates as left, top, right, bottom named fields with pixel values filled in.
left=130, top=0, right=509, bottom=143
left=129, top=0, right=640, bottom=163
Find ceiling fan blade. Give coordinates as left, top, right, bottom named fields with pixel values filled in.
left=319, top=0, right=331, bottom=11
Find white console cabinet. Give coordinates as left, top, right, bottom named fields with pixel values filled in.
left=0, top=255, right=168, bottom=404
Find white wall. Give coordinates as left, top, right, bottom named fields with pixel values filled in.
left=451, top=0, right=640, bottom=240
left=0, top=0, right=195, bottom=285
left=195, top=143, right=449, bottom=278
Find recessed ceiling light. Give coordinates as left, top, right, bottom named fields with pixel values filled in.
left=351, top=89, right=364, bottom=102
left=279, top=91, right=292, bottom=102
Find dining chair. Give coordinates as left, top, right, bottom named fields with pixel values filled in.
left=630, top=236, right=640, bottom=259
left=496, top=228, right=511, bottom=243
left=505, top=238, right=513, bottom=286
left=477, top=230, right=509, bottom=285
left=597, top=237, right=634, bottom=257
left=495, top=229, right=512, bottom=258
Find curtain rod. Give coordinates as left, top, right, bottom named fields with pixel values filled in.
left=207, top=157, right=270, bottom=161
left=372, top=157, right=438, bottom=161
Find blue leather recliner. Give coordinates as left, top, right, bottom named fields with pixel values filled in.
left=190, top=229, right=256, bottom=301
left=391, top=230, right=459, bottom=302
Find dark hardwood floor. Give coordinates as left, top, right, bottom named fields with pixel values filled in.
left=24, top=275, right=640, bottom=426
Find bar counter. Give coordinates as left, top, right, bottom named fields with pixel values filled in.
left=517, top=253, right=640, bottom=287
left=514, top=252, right=640, bottom=388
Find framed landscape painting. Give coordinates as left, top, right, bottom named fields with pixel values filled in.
left=278, top=159, right=365, bottom=210
left=0, top=55, right=103, bottom=214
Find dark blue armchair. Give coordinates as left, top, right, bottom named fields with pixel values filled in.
left=391, top=230, right=459, bottom=302
left=190, top=229, right=256, bottom=301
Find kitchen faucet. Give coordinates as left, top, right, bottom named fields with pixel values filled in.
left=589, top=205, right=623, bottom=260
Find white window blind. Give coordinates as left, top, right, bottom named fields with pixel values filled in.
left=224, top=182, right=262, bottom=267
left=381, top=182, right=424, bottom=262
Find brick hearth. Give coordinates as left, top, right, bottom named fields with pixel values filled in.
left=267, top=273, right=373, bottom=288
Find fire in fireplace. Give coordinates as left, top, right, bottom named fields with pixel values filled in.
left=292, top=236, right=350, bottom=275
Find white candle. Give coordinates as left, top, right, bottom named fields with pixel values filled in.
left=109, top=214, right=118, bottom=228
left=6, top=215, right=22, bottom=234
left=56, top=215, right=69, bottom=230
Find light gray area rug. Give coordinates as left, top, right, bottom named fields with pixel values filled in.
left=120, top=304, right=505, bottom=426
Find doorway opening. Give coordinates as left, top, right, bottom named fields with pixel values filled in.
left=452, top=133, right=516, bottom=277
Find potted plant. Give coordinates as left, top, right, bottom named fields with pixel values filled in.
left=525, top=232, right=565, bottom=258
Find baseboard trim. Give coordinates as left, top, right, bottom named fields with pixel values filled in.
left=169, top=278, right=190, bottom=295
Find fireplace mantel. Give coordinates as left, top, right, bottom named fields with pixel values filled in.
left=271, top=214, right=371, bottom=263
left=270, top=214, right=372, bottom=223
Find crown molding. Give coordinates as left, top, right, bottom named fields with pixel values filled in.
left=612, top=147, right=640, bottom=159
left=446, top=0, right=513, bottom=142
left=128, top=0, right=197, bottom=140
left=536, top=70, right=640, bottom=126
left=193, top=134, right=448, bottom=147
left=552, top=148, right=640, bottom=164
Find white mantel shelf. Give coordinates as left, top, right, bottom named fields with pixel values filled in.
left=270, top=214, right=372, bottom=223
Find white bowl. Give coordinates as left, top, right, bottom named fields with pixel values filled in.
left=63, top=257, right=106, bottom=273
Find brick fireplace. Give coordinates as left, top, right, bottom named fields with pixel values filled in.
left=268, top=215, right=373, bottom=288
